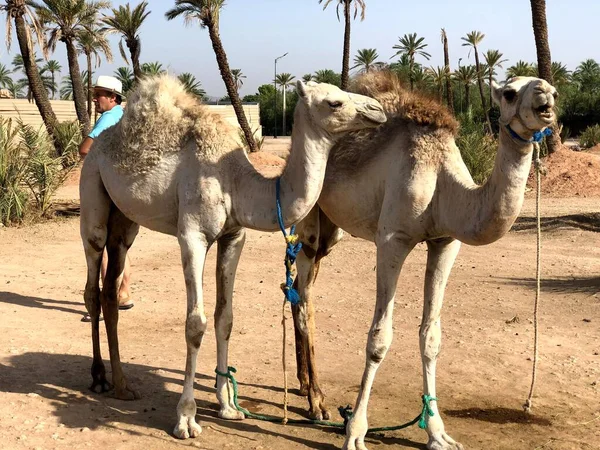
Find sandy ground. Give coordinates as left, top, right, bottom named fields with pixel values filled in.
left=1, top=139, right=599, bottom=450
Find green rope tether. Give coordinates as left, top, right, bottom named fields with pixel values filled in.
left=214, top=366, right=437, bottom=433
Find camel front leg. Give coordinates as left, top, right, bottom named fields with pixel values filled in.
left=214, top=228, right=246, bottom=420
left=173, top=229, right=210, bottom=439
left=421, top=238, right=463, bottom=450
left=103, top=207, right=140, bottom=401
left=344, top=234, right=414, bottom=450
left=79, top=160, right=111, bottom=393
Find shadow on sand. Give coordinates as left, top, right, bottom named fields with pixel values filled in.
left=0, top=291, right=84, bottom=316
left=0, top=352, right=424, bottom=449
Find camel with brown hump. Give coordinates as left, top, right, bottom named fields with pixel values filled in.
left=289, top=72, right=557, bottom=450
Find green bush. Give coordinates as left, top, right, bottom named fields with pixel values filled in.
left=0, top=118, right=28, bottom=225
left=579, top=124, right=600, bottom=149
left=53, top=120, right=83, bottom=168
left=456, top=112, right=497, bottom=185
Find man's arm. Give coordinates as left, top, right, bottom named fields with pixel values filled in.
left=79, top=137, right=94, bottom=159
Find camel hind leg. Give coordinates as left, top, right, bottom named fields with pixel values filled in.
left=80, top=160, right=111, bottom=393
left=293, top=207, right=343, bottom=419
left=102, top=206, right=140, bottom=400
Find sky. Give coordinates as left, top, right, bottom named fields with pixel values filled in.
left=0, top=0, right=598, bottom=99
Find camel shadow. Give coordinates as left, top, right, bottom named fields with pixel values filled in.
left=444, top=407, right=552, bottom=426
left=0, top=352, right=423, bottom=449
left=494, top=275, right=600, bottom=295
left=0, top=291, right=84, bottom=316
left=512, top=213, right=600, bottom=233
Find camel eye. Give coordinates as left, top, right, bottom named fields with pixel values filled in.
left=328, top=100, right=343, bottom=109
left=503, top=89, right=517, bottom=102
left=552, top=91, right=559, bottom=99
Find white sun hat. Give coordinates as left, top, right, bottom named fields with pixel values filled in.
left=93, top=75, right=124, bottom=97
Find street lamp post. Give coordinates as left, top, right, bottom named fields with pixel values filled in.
left=273, top=52, right=288, bottom=138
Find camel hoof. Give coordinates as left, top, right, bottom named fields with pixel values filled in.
left=219, top=408, right=245, bottom=420
left=308, top=403, right=331, bottom=421
left=114, top=386, right=141, bottom=401
left=173, top=418, right=202, bottom=439
left=90, top=379, right=112, bottom=394
left=342, top=438, right=368, bottom=450
left=427, top=433, right=464, bottom=450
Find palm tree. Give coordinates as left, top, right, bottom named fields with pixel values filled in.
left=573, top=59, right=600, bottom=90
left=549, top=61, right=571, bottom=86
left=230, top=68, right=245, bottom=92
left=313, top=69, right=341, bottom=86
left=483, top=49, right=507, bottom=108
left=275, top=72, right=295, bottom=136
left=462, top=30, right=492, bottom=133
left=1, top=0, right=59, bottom=142
left=530, top=0, right=560, bottom=153
left=34, top=0, right=109, bottom=133
left=177, top=72, right=206, bottom=98
left=101, top=1, right=150, bottom=82
left=454, top=65, right=477, bottom=113
left=77, top=25, right=112, bottom=119
left=141, top=61, right=165, bottom=76
left=389, top=53, right=413, bottom=85
left=12, top=53, right=48, bottom=101
left=0, top=63, right=13, bottom=87
left=302, top=73, right=314, bottom=83
left=352, top=48, right=383, bottom=74
left=165, top=1, right=257, bottom=152
left=426, top=66, right=449, bottom=102
left=319, top=0, right=366, bottom=90
left=114, top=66, right=135, bottom=95
left=506, top=60, right=536, bottom=78
left=392, top=33, right=431, bottom=91
left=59, top=70, right=90, bottom=100
left=4, top=77, right=26, bottom=98
left=440, top=28, right=454, bottom=112
left=43, top=59, right=61, bottom=99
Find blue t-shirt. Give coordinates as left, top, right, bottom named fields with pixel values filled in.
left=88, top=105, right=124, bottom=139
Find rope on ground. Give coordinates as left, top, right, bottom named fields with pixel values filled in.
left=524, top=141, right=543, bottom=413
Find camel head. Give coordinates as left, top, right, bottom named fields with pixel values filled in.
left=491, top=77, right=557, bottom=135
left=295, top=80, right=386, bottom=135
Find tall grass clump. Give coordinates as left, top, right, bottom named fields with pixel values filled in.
left=54, top=121, right=83, bottom=168
left=456, top=112, right=497, bottom=184
left=579, top=124, right=600, bottom=149
left=0, top=118, right=27, bottom=225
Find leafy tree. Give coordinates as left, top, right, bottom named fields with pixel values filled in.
left=302, top=73, right=314, bottom=83
left=549, top=61, right=571, bottom=86
left=319, top=0, right=365, bottom=90
left=12, top=53, right=54, bottom=101
left=426, top=66, right=449, bottom=102
left=102, top=1, right=150, bottom=82
left=352, top=48, right=383, bottom=74
left=141, top=61, right=165, bottom=75
left=313, top=69, right=341, bottom=86
left=462, top=30, right=492, bottom=133
left=114, top=66, right=135, bottom=95
left=392, top=32, right=430, bottom=91
left=231, top=68, right=245, bottom=91
left=35, top=0, right=109, bottom=133
left=389, top=54, right=414, bottom=86
left=506, top=60, right=536, bottom=78
left=77, top=25, right=112, bottom=118
left=166, top=0, right=257, bottom=151
left=0, top=63, right=13, bottom=87
left=4, top=78, right=26, bottom=98
left=177, top=72, right=206, bottom=99
left=454, top=65, right=477, bottom=112
left=43, top=59, right=61, bottom=99
left=1, top=0, right=59, bottom=144
left=573, top=59, right=600, bottom=92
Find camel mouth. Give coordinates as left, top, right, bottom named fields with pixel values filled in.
left=535, top=104, right=554, bottom=122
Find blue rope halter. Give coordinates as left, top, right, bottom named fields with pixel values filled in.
left=275, top=178, right=303, bottom=305
left=506, top=125, right=553, bottom=144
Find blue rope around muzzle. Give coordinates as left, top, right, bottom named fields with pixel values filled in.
left=275, top=178, right=302, bottom=305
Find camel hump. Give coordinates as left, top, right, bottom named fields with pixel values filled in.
left=349, top=71, right=459, bottom=135
left=100, top=75, right=235, bottom=174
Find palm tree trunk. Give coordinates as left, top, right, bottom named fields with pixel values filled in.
left=13, top=13, right=58, bottom=143
left=530, top=0, right=560, bottom=153
left=442, top=30, right=454, bottom=112
left=87, top=52, right=93, bottom=120
left=409, top=57, right=414, bottom=91
left=474, top=47, right=492, bottom=133
left=128, top=39, right=143, bottom=82
left=488, top=71, right=493, bottom=108
left=65, top=38, right=90, bottom=134
left=341, top=0, right=351, bottom=90
left=207, top=22, right=257, bottom=152
left=51, top=71, right=56, bottom=100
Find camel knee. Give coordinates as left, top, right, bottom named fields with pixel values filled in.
left=367, top=327, right=392, bottom=364
left=83, top=224, right=107, bottom=253
left=186, top=312, right=207, bottom=348
left=420, top=321, right=442, bottom=361
left=293, top=304, right=309, bottom=337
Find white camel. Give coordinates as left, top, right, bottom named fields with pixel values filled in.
left=78, top=74, right=386, bottom=439
left=290, top=72, right=557, bottom=450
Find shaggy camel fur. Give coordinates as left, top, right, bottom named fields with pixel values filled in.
left=79, top=75, right=386, bottom=439
left=290, top=72, right=557, bottom=450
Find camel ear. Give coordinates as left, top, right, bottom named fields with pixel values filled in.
left=296, top=80, right=307, bottom=98
left=491, top=80, right=503, bottom=106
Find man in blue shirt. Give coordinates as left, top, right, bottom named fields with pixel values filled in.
left=79, top=76, right=133, bottom=321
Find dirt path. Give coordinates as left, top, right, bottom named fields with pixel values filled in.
left=1, top=194, right=599, bottom=450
